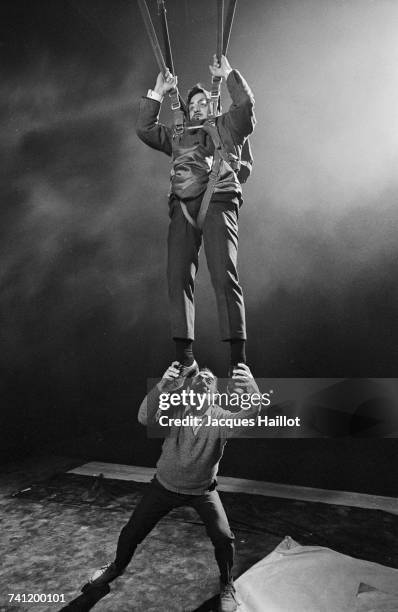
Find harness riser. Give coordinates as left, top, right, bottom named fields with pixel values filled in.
left=138, top=0, right=185, bottom=130
left=223, top=0, right=238, bottom=56
left=157, top=0, right=175, bottom=74
left=137, top=0, right=167, bottom=74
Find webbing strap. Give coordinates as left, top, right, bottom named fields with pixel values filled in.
left=179, top=121, right=225, bottom=230
left=157, top=0, right=175, bottom=74
left=179, top=201, right=199, bottom=228
left=201, top=120, right=224, bottom=157
left=170, top=91, right=184, bottom=134
left=196, top=151, right=223, bottom=229
left=137, top=0, right=167, bottom=74
left=179, top=152, right=223, bottom=230
left=209, top=0, right=224, bottom=118
left=138, top=0, right=185, bottom=134
left=222, top=0, right=237, bottom=55
left=216, top=0, right=224, bottom=61
left=157, top=0, right=185, bottom=134
left=209, top=0, right=238, bottom=119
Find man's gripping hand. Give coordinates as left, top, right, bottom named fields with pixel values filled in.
left=209, top=54, right=232, bottom=80
left=153, top=69, right=178, bottom=98
left=157, top=361, right=184, bottom=392
left=229, top=363, right=260, bottom=395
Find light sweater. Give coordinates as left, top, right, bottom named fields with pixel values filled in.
left=138, top=386, right=260, bottom=495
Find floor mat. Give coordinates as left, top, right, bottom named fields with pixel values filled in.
left=236, top=536, right=398, bottom=612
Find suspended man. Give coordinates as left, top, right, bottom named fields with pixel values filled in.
left=136, top=54, right=256, bottom=377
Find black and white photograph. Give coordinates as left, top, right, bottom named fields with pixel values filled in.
left=1, top=1, right=398, bottom=610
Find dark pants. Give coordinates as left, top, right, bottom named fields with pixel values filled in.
left=114, top=478, right=235, bottom=584
left=167, top=197, right=246, bottom=341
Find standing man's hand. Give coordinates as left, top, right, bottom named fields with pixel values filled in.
left=209, top=54, right=232, bottom=79
left=158, top=361, right=184, bottom=392
left=228, top=363, right=260, bottom=395
left=153, top=69, right=178, bottom=97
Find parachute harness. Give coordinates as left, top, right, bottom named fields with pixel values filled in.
left=137, top=0, right=245, bottom=229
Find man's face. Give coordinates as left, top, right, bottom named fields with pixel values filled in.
left=190, top=370, right=217, bottom=394
left=188, top=92, right=210, bottom=121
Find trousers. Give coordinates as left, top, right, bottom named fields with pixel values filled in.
left=167, top=197, right=246, bottom=341
left=114, top=478, right=235, bottom=584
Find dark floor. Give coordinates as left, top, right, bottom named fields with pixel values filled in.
left=1, top=454, right=398, bottom=612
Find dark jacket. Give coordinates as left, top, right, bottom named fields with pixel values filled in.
left=136, top=70, right=256, bottom=202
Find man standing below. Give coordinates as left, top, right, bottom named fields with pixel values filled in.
left=136, top=55, right=255, bottom=377
left=83, top=363, right=260, bottom=611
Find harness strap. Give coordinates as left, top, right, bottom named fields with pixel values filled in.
left=157, top=0, right=185, bottom=134
left=179, top=201, right=199, bottom=228
left=209, top=0, right=238, bottom=119
left=222, top=0, right=238, bottom=56
left=179, top=121, right=226, bottom=230
left=137, top=0, right=168, bottom=74
left=209, top=0, right=224, bottom=118
left=138, top=0, right=185, bottom=134
left=179, top=150, right=223, bottom=230
left=196, top=150, right=223, bottom=229
left=216, top=0, right=224, bottom=61
left=201, top=120, right=233, bottom=166
left=170, top=91, right=184, bottom=134
left=157, top=0, right=175, bottom=75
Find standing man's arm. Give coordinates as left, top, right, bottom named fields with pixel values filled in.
left=216, top=364, right=263, bottom=438
left=136, top=70, right=178, bottom=155
left=210, top=55, right=256, bottom=141
left=138, top=361, right=184, bottom=426
left=225, top=364, right=262, bottom=421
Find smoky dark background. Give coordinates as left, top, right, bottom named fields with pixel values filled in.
left=1, top=0, right=398, bottom=493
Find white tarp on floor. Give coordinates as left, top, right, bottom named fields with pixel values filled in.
left=235, top=536, right=398, bottom=612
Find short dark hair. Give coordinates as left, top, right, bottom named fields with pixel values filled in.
left=186, top=83, right=211, bottom=107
